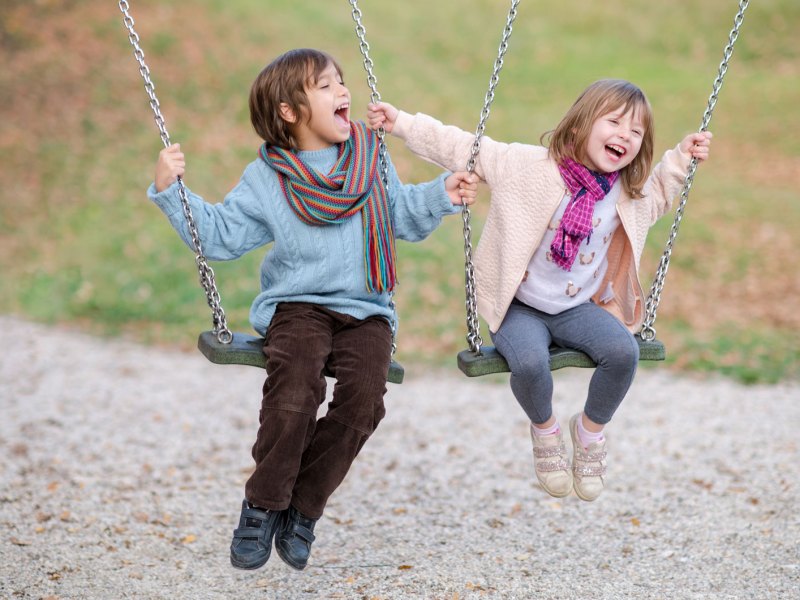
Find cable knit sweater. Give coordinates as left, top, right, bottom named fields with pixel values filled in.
left=391, top=110, right=692, bottom=334
left=147, top=140, right=457, bottom=336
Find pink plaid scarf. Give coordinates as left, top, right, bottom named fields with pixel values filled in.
left=551, top=158, right=619, bottom=271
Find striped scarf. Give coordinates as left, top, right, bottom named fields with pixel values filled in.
left=551, top=157, right=618, bottom=271
left=259, top=121, right=396, bottom=293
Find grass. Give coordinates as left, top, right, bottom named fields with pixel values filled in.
left=1, top=0, right=798, bottom=383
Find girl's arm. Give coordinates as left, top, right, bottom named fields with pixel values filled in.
left=644, top=131, right=713, bottom=222
left=367, top=102, right=516, bottom=187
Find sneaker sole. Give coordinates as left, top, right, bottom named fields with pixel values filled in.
left=275, top=544, right=307, bottom=571
left=230, top=550, right=270, bottom=570
left=573, top=485, right=600, bottom=502
left=537, top=480, right=572, bottom=498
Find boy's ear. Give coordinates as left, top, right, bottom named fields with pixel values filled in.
left=279, top=102, right=297, bottom=124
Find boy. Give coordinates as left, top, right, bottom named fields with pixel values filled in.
left=149, top=48, right=477, bottom=570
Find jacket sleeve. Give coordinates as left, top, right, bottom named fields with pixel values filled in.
left=147, top=163, right=274, bottom=260
left=383, top=153, right=459, bottom=243
left=392, top=111, right=516, bottom=189
left=642, top=144, right=693, bottom=224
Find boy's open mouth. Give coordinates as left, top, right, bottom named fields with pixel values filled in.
left=335, top=103, right=350, bottom=127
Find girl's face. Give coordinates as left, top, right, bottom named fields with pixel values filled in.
left=583, top=106, right=645, bottom=173
left=291, top=62, right=351, bottom=151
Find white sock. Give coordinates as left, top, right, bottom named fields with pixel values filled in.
left=532, top=421, right=560, bottom=437
left=577, top=416, right=605, bottom=448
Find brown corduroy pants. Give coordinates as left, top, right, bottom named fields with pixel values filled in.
left=244, top=302, right=392, bottom=519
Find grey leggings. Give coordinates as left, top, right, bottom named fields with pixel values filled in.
left=490, top=299, right=639, bottom=426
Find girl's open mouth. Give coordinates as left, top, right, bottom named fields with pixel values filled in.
left=606, top=144, right=625, bottom=159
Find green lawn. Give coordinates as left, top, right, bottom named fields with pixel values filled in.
left=1, top=0, right=798, bottom=382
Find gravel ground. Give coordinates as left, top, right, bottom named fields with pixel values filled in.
left=1, top=315, right=798, bottom=599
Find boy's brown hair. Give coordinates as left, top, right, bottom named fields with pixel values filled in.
left=249, top=48, right=343, bottom=150
left=545, top=79, right=654, bottom=198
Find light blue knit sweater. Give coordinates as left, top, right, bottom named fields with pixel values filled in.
left=147, top=142, right=457, bottom=336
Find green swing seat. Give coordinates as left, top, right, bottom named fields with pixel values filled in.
left=457, top=335, right=665, bottom=377
left=198, top=331, right=405, bottom=384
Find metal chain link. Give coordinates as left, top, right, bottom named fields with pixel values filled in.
left=118, top=1, right=232, bottom=344
left=640, top=0, right=749, bottom=341
left=348, top=0, right=397, bottom=355
left=463, top=0, right=521, bottom=354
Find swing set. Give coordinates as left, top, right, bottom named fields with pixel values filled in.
left=118, top=0, right=749, bottom=383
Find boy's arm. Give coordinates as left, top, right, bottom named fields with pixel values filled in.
left=147, top=162, right=274, bottom=260
left=382, top=155, right=459, bottom=243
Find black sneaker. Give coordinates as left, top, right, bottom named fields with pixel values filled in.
left=275, top=505, right=317, bottom=570
left=229, top=499, right=283, bottom=570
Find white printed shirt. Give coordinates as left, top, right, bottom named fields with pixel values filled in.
left=515, top=181, right=622, bottom=314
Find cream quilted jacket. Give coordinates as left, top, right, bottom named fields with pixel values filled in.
left=392, top=110, right=693, bottom=334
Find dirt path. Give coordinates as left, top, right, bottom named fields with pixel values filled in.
left=1, top=316, right=798, bottom=599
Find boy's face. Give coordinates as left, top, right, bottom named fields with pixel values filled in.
left=583, top=106, right=644, bottom=173
left=290, top=62, right=351, bottom=151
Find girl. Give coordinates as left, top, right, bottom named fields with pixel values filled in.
left=150, top=48, right=477, bottom=570
left=367, top=79, right=711, bottom=501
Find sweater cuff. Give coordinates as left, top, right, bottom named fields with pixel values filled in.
left=147, top=181, right=184, bottom=218
left=425, top=173, right=460, bottom=217
left=664, top=143, right=692, bottom=176
left=392, top=110, right=415, bottom=141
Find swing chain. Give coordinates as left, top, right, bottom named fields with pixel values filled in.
left=641, top=0, right=749, bottom=341
left=118, top=1, right=232, bottom=344
left=349, top=0, right=397, bottom=355
left=462, top=0, right=521, bottom=354
left=349, top=1, right=391, bottom=195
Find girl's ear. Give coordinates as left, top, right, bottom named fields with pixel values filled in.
left=279, top=102, right=297, bottom=124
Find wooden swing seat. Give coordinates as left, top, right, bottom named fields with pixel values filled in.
left=198, top=331, right=405, bottom=384
left=457, top=335, right=665, bottom=377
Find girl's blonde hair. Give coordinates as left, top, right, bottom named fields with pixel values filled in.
left=545, top=79, right=654, bottom=198
left=249, top=48, right=343, bottom=150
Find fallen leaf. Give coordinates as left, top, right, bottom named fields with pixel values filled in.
left=10, top=537, right=32, bottom=546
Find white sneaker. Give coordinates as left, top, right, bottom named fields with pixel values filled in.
left=529, top=424, right=572, bottom=498
left=569, top=413, right=607, bottom=501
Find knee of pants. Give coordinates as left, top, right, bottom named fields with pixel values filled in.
left=330, top=391, right=386, bottom=436
left=511, top=352, right=553, bottom=383
left=327, top=353, right=389, bottom=434
left=600, top=337, right=640, bottom=374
